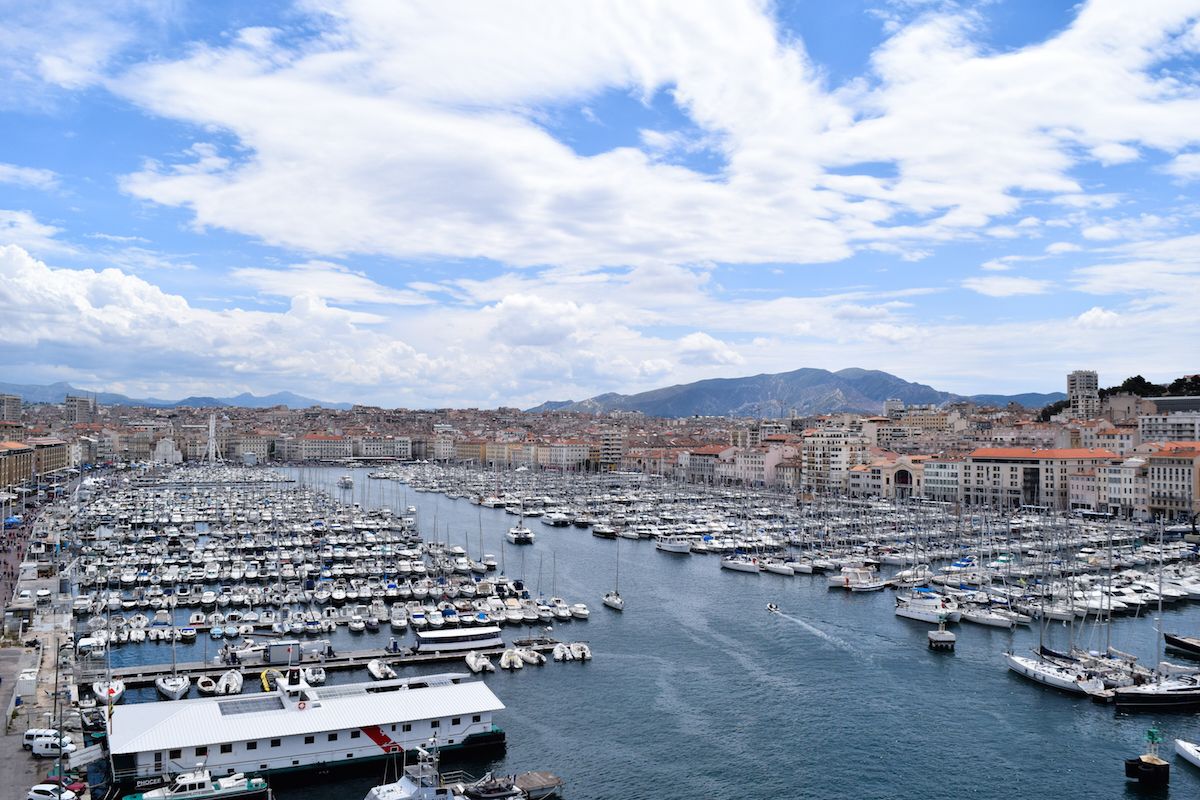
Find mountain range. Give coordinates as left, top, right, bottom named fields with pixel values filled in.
left=526, top=367, right=1065, bottom=417
left=0, top=381, right=352, bottom=410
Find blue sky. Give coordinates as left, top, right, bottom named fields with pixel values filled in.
left=2, top=0, right=1199, bottom=408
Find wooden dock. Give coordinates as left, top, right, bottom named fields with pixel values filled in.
left=90, top=638, right=561, bottom=690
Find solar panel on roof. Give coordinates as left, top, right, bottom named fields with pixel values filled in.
left=218, top=696, right=285, bottom=716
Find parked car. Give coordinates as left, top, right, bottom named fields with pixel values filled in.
left=27, top=785, right=77, bottom=800
left=30, top=738, right=77, bottom=758
left=22, top=729, right=71, bottom=750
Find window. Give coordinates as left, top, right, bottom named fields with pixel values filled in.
left=452, top=717, right=461, bottom=726
left=304, top=736, right=314, bottom=745
left=351, top=730, right=361, bottom=739
left=247, top=741, right=257, bottom=751
left=271, top=739, right=281, bottom=748
left=328, top=733, right=338, bottom=742
left=220, top=743, right=232, bottom=754
left=402, top=724, right=412, bottom=732
left=430, top=720, right=440, bottom=729
left=347, top=752, right=354, bottom=758
left=196, top=746, right=208, bottom=757
left=169, top=749, right=181, bottom=760
left=472, top=715, right=481, bottom=723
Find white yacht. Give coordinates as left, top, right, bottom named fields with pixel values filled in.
left=894, top=589, right=961, bottom=624
left=654, top=535, right=693, bottom=554
left=602, top=590, right=624, bottom=611
left=720, top=555, right=761, bottom=573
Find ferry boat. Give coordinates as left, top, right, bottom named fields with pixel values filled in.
left=108, top=670, right=505, bottom=793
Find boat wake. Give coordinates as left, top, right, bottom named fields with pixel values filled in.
left=773, top=611, right=861, bottom=656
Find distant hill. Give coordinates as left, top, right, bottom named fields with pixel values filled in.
left=526, top=367, right=1065, bottom=417
left=0, top=381, right=352, bottom=410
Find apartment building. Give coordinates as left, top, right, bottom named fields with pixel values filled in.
left=1145, top=443, right=1200, bottom=520
left=800, top=429, right=869, bottom=495
left=1139, top=410, right=1200, bottom=443
left=962, top=447, right=1117, bottom=510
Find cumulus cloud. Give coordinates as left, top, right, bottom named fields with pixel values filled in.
left=1073, top=306, right=1122, bottom=327
left=0, top=244, right=438, bottom=396
left=676, top=332, right=744, bottom=366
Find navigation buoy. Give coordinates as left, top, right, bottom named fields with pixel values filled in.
left=928, top=616, right=955, bottom=652
left=1125, top=727, right=1169, bottom=788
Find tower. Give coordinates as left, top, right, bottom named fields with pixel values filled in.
left=1067, top=370, right=1100, bottom=419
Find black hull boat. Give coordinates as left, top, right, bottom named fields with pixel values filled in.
left=1164, top=633, right=1200, bottom=658
left=1113, top=676, right=1200, bottom=710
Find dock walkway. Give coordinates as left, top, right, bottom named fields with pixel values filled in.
left=93, top=639, right=559, bottom=690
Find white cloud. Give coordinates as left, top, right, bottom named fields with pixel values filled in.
left=1163, top=152, right=1200, bottom=180
left=101, top=0, right=1200, bottom=271
left=0, top=163, right=58, bottom=190
left=1082, top=224, right=1120, bottom=241
left=0, top=244, right=438, bottom=397
left=231, top=261, right=430, bottom=307
left=961, top=275, right=1052, bottom=297
left=1046, top=241, right=1082, bottom=254
left=676, top=332, right=744, bottom=366
left=0, top=209, right=70, bottom=254
left=1073, top=306, right=1122, bottom=327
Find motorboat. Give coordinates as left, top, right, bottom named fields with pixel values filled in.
left=568, top=642, right=591, bottom=661
left=217, top=669, right=244, bottom=695
left=129, top=767, right=270, bottom=800
left=465, top=651, right=495, bottom=673
left=499, top=648, right=523, bottom=670
left=93, top=678, right=126, bottom=705
left=303, top=667, right=326, bottom=685
left=367, top=659, right=397, bottom=680
left=1176, top=738, right=1200, bottom=771
left=512, top=647, right=542, bottom=667
left=552, top=643, right=573, bottom=662
left=155, top=674, right=191, bottom=701
left=196, top=675, right=218, bottom=695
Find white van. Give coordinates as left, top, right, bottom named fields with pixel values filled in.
left=30, top=738, right=77, bottom=758
left=22, top=729, right=70, bottom=750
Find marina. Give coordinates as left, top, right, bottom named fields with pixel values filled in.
left=8, top=462, right=1200, bottom=799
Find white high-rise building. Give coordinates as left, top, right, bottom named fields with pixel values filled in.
left=1067, top=370, right=1100, bottom=419
left=0, top=394, right=19, bottom=422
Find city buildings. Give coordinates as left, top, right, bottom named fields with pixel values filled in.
left=1, top=373, right=1196, bottom=519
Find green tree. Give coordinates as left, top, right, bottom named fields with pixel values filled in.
left=1039, top=399, right=1069, bottom=422
left=1167, top=375, right=1200, bottom=396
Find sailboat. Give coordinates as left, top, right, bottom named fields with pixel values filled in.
left=155, top=626, right=191, bottom=700
left=93, top=615, right=126, bottom=704
left=603, top=536, right=624, bottom=611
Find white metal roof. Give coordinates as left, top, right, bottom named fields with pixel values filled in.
left=414, top=626, right=502, bottom=640
left=108, top=673, right=503, bottom=755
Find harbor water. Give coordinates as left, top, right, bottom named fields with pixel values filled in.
left=109, top=466, right=1200, bottom=799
